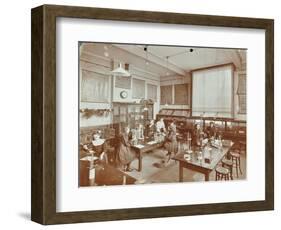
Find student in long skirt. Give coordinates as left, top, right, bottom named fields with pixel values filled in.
left=164, top=119, right=178, bottom=163
left=192, top=123, right=205, bottom=146
left=117, top=126, right=135, bottom=171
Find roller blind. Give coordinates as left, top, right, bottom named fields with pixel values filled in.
left=132, top=78, right=145, bottom=99
left=81, top=70, right=110, bottom=103
left=192, top=65, right=233, bottom=118
left=147, top=84, right=157, bottom=102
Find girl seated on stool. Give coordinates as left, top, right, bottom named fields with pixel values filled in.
left=91, top=130, right=108, bottom=164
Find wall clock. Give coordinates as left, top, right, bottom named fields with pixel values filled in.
left=120, top=90, right=128, bottom=99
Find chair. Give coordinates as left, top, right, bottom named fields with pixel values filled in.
left=222, top=158, right=233, bottom=180
left=230, top=150, right=242, bottom=178
left=215, top=166, right=230, bottom=181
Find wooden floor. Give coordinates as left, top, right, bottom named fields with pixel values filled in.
left=125, top=147, right=246, bottom=184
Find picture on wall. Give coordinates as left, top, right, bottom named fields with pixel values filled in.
left=79, top=42, right=247, bottom=187
left=31, top=5, right=273, bottom=224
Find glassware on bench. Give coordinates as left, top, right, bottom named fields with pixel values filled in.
left=197, top=151, right=203, bottom=162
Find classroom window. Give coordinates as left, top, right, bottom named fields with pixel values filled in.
left=192, top=65, right=233, bottom=118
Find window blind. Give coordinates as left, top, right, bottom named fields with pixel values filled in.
left=192, top=65, right=233, bottom=118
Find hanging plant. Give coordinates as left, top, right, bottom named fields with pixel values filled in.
left=80, top=108, right=112, bottom=119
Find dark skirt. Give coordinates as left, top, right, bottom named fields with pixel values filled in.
left=118, top=144, right=135, bottom=166
left=164, top=140, right=178, bottom=154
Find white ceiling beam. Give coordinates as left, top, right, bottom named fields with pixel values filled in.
left=83, top=43, right=171, bottom=77
left=114, top=44, right=186, bottom=76
left=81, top=45, right=160, bottom=81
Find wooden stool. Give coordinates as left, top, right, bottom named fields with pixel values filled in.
left=230, top=151, right=242, bottom=178
left=222, top=158, right=233, bottom=180
left=239, top=141, right=246, bottom=155
left=215, top=166, right=230, bottom=181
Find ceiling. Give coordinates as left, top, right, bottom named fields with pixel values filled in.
left=81, top=42, right=246, bottom=77
left=117, top=44, right=246, bottom=74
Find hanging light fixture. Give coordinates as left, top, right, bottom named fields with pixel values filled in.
left=110, top=62, right=130, bottom=77
left=166, top=56, right=170, bottom=76
left=144, top=46, right=149, bottom=65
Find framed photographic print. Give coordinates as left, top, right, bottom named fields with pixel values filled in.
left=31, top=4, right=274, bottom=225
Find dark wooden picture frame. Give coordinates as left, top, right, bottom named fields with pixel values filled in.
left=31, top=4, right=274, bottom=225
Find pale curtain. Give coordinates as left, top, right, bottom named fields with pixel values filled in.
left=192, top=65, right=233, bottom=118
left=132, top=78, right=145, bottom=99
left=81, top=70, right=109, bottom=103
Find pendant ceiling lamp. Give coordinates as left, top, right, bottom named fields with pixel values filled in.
left=144, top=46, right=149, bottom=66
left=111, top=63, right=130, bottom=77
left=166, top=56, right=170, bottom=76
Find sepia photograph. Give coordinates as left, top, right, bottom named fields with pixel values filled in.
left=79, top=42, right=247, bottom=187
left=30, top=3, right=274, bottom=224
